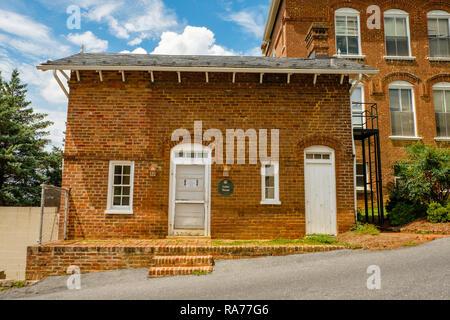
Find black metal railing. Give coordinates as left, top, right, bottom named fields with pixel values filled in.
left=352, top=102, right=385, bottom=225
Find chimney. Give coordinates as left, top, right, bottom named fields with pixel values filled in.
left=305, top=22, right=330, bottom=58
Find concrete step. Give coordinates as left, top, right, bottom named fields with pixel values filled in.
left=151, top=255, right=214, bottom=267
left=148, top=266, right=213, bottom=278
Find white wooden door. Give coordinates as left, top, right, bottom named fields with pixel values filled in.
left=174, top=165, right=206, bottom=230
left=304, top=146, right=337, bottom=235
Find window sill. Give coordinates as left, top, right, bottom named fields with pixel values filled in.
left=334, top=54, right=365, bottom=60
left=105, top=209, right=134, bottom=215
left=384, top=56, right=416, bottom=61
left=260, top=200, right=281, bottom=205
left=389, top=136, right=422, bottom=141
left=434, top=137, right=450, bottom=141
left=428, top=57, right=450, bottom=62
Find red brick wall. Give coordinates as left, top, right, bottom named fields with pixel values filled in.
left=62, top=70, right=356, bottom=239
left=267, top=0, right=450, bottom=191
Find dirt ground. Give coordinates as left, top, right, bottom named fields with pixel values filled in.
left=338, top=232, right=449, bottom=251
left=399, top=218, right=450, bottom=235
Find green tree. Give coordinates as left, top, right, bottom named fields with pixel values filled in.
left=0, top=69, right=54, bottom=206
left=394, top=142, right=450, bottom=205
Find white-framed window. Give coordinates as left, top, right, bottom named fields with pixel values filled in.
left=389, top=81, right=417, bottom=137
left=106, top=161, right=134, bottom=214
left=433, top=82, right=450, bottom=137
left=356, top=163, right=369, bottom=190
left=427, top=11, right=450, bottom=58
left=261, top=162, right=280, bottom=205
left=351, top=82, right=365, bottom=128
left=384, top=9, right=411, bottom=57
left=335, top=8, right=362, bottom=56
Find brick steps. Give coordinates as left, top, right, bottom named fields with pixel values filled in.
left=148, top=255, right=214, bottom=278
left=148, top=266, right=213, bottom=278
left=150, top=255, right=214, bottom=267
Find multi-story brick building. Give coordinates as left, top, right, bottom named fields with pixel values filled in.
left=262, top=0, right=450, bottom=209
left=38, top=53, right=377, bottom=239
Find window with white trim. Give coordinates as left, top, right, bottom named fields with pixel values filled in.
left=389, top=81, right=416, bottom=137
left=356, top=163, right=369, bottom=190
left=433, top=82, right=450, bottom=137
left=427, top=11, right=450, bottom=57
left=261, top=162, right=280, bottom=204
left=384, top=10, right=411, bottom=57
left=106, top=161, right=134, bottom=214
left=335, top=8, right=362, bottom=56
left=351, top=83, right=364, bottom=128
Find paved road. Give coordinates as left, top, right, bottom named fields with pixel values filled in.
left=1, top=238, right=449, bottom=300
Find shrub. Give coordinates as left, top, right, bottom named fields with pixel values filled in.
left=389, top=202, right=424, bottom=226
left=427, top=202, right=449, bottom=223
left=393, top=143, right=449, bottom=206
left=351, top=223, right=380, bottom=235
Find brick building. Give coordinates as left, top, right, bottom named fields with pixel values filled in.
left=262, top=0, right=450, bottom=209
left=38, top=53, right=377, bottom=239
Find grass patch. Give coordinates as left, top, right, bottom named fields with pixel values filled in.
left=404, top=241, right=417, bottom=247
left=351, top=223, right=380, bottom=235
left=212, top=235, right=340, bottom=246
left=0, top=287, right=4, bottom=291
left=192, top=270, right=211, bottom=276
left=415, top=230, right=430, bottom=235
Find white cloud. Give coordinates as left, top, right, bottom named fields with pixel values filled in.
left=152, top=26, right=235, bottom=56
left=120, top=47, right=147, bottom=54
left=82, top=0, right=179, bottom=41
left=224, top=7, right=266, bottom=38
left=128, top=37, right=143, bottom=46
left=0, top=9, right=71, bottom=59
left=67, top=31, right=108, bottom=52
left=0, top=9, right=52, bottom=41
left=244, top=46, right=262, bottom=56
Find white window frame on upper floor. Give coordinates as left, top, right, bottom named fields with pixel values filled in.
left=334, top=8, right=364, bottom=59
left=383, top=9, right=415, bottom=61
left=105, top=160, right=135, bottom=214
left=388, top=81, right=421, bottom=140
left=260, top=161, right=281, bottom=205
left=427, top=10, right=450, bottom=61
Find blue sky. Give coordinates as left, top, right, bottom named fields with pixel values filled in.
left=0, top=0, right=269, bottom=148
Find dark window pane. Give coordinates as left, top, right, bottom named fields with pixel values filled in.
left=123, top=165, right=131, bottom=175
left=265, top=176, right=275, bottom=188
left=114, top=165, right=122, bottom=175
left=122, top=197, right=130, bottom=206
left=122, top=186, right=130, bottom=196
left=386, top=37, right=397, bottom=55
left=429, top=38, right=439, bottom=56
left=113, top=186, right=121, bottom=195
left=122, top=175, right=130, bottom=185
left=113, top=196, right=121, bottom=206
left=396, top=37, right=409, bottom=56
left=336, top=36, right=347, bottom=54
left=347, top=36, right=359, bottom=54
left=356, top=176, right=365, bottom=187
left=438, top=38, right=450, bottom=56
left=114, top=175, right=121, bottom=185
left=265, top=187, right=275, bottom=199
left=356, top=164, right=364, bottom=175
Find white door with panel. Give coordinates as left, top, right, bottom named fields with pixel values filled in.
left=304, top=146, right=337, bottom=235
left=169, top=144, right=211, bottom=236
left=174, top=165, right=206, bottom=230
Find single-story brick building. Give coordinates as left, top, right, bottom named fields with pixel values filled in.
left=38, top=51, right=377, bottom=240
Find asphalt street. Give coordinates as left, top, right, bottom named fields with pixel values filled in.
left=1, top=238, right=449, bottom=300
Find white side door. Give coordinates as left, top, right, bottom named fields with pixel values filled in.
left=304, top=146, right=337, bottom=235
